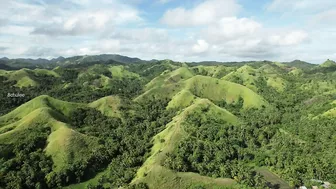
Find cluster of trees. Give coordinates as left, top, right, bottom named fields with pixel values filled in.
left=0, top=126, right=53, bottom=189
left=163, top=106, right=277, bottom=188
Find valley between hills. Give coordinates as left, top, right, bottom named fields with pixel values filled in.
left=0, top=56, right=335, bottom=189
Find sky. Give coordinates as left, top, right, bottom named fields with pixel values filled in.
left=0, top=0, right=335, bottom=63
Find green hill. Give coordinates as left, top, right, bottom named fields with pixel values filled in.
left=89, top=96, right=121, bottom=117
left=320, top=59, right=336, bottom=68
left=222, top=64, right=287, bottom=92
left=0, top=68, right=60, bottom=88
left=0, top=95, right=122, bottom=172
left=138, top=73, right=268, bottom=110
left=145, top=67, right=194, bottom=91
left=133, top=99, right=238, bottom=189
left=0, top=95, right=83, bottom=125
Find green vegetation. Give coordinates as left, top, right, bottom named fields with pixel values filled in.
left=0, top=58, right=335, bottom=189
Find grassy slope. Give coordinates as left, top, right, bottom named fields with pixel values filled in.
left=89, top=96, right=121, bottom=118
left=9, top=69, right=38, bottom=87
left=191, top=65, right=235, bottom=78
left=319, top=59, right=336, bottom=68
left=0, top=95, right=83, bottom=126
left=0, top=95, right=122, bottom=172
left=138, top=70, right=268, bottom=110
left=132, top=99, right=238, bottom=189
left=222, top=64, right=287, bottom=92
left=0, top=68, right=59, bottom=88
left=256, top=168, right=291, bottom=189
left=184, top=75, right=267, bottom=109
left=222, top=65, right=259, bottom=92
left=145, top=67, right=194, bottom=91
left=109, top=65, right=140, bottom=78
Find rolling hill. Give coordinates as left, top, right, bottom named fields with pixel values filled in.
left=133, top=99, right=238, bottom=189
left=1, top=57, right=335, bottom=189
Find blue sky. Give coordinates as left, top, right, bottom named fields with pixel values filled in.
left=0, top=0, right=335, bottom=63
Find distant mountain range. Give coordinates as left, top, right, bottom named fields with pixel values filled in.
left=0, top=54, right=146, bottom=69
left=0, top=54, right=334, bottom=70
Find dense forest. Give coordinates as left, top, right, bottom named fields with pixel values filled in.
left=0, top=58, right=335, bottom=189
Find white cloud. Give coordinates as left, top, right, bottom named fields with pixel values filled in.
left=268, top=31, right=309, bottom=46
left=161, top=0, right=241, bottom=27
left=203, top=17, right=262, bottom=42
left=0, top=0, right=142, bottom=37
left=192, top=40, right=209, bottom=54
left=109, top=28, right=169, bottom=43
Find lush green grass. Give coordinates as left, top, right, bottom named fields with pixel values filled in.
left=0, top=95, right=83, bottom=126
left=184, top=75, right=267, bottom=109
left=34, top=69, right=60, bottom=77
left=320, top=59, right=336, bottom=67
left=0, top=95, right=109, bottom=172
left=267, top=77, right=286, bottom=92
left=89, top=96, right=121, bottom=117
left=8, top=69, right=38, bottom=87
left=167, top=89, right=196, bottom=109
left=63, top=170, right=108, bottom=189
left=222, top=64, right=287, bottom=92
left=191, top=65, right=235, bottom=78
left=138, top=73, right=268, bottom=110
left=289, top=68, right=304, bottom=76
left=45, top=125, right=99, bottom=171
left=0, top=68, right=60, bottom=88
left=256, top=168, right=291, bottom=189
left=222, top=65, right=259, bottom=92
left=145, top=67, right=194, bottom=91
left=108, top=65, right=139, bottom=78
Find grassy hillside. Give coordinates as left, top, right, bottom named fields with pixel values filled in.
left=89, top=96, right=121, bottom=117
left=1, top=60, right=335, bottom=189
left=222, top=64, right=287, bottom=92
left=0, top=68, right=60, bottom=88
left=0, top=95, right=83, bottom=126
left=138, top=70, right=268, bottom=110
left=133, top=99, right=238, bottom=189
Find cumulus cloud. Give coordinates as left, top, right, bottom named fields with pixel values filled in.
left=161, top=0, right=241, bottom=27
left=30, top=1, right=141, bottom=36
left=268, top=31, right=309, bottom=46
left=203, top=17, right=262, bottom=42
left=109, top=28, right=169, bottom=43
left=0, top=0, right=328, bottom=63
left=192, top=40, right=209, bottom=54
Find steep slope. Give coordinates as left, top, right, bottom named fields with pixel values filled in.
left=222, top=64, right=287, bottom=92
left=191, top=65, right=235, bottom=78
left=320, top=59, right=336, bottom=68
left=222, top=65, right=259, bottom=92
left=185, top=76, right=267, bottom=108
left=89, top=96, right=121, bottom=118
left=0, top=68, right=60, bottom=87
left=285, top=60, right=315, bottom=70
left=145, top=67, right=194, bottom=91
left=0, top=95, right=121, bottom=172
left=77, top=65, right=140, bottom=88
left=0, top=95, right=83, bottom=126
left=8, top=69, right=38, bottom=87
left=138, top=74, right=268, bottom=110
left=108, top=65, right=140, bottom=79
left=132, top=99, right=238, bottom=189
